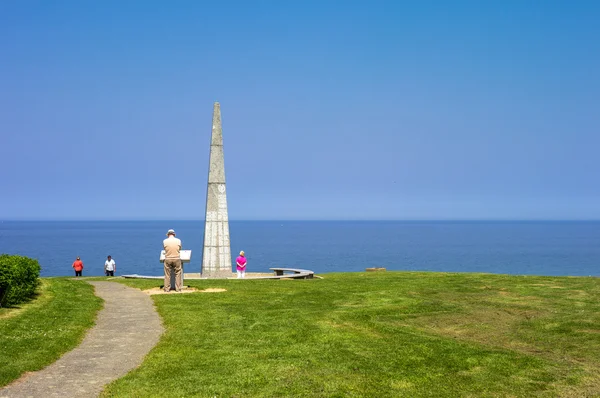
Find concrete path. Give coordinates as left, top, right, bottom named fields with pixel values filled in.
left=0, top=282, right=164, bottom=398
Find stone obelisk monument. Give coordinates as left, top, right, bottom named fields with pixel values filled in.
left=201, top=102, right=232, bottom=278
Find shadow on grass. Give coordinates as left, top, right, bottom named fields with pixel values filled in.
left=0, top=287, right=43, bottom=310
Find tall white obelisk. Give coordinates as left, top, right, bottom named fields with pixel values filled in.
left=201, top=102, right=232, bottom=278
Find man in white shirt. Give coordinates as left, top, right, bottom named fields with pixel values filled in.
left=104, top=255, right=116, bottom=277
left=163, top=229, right=182, bottom=292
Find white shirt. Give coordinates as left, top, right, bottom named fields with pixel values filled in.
left=105, top=259, right=116, bottom=271
left=163, top=236, right=182, bottom=259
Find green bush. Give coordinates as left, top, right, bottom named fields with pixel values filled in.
left=0, top=254, right=41, bottom=307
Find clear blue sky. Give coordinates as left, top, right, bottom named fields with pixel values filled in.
left=1, top=0, right=598, bottom=220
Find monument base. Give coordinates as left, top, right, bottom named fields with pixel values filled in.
left=201, top=270, right=233, bottom=279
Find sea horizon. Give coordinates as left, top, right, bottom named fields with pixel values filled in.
left=1, top=220, right=599, bottom=278
left=2, top=219, right=600, bottom=222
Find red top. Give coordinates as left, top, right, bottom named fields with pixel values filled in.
left=72, top=260, right=84, bottom=271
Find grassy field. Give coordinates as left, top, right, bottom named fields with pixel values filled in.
left=97, top=272, right=600, bottom=397
left=2, top=273, right=599, bottom=396
left=0, top=278, right=103, bottom=387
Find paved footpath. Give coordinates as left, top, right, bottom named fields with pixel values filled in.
left=0, top=282, right=164, bottom=398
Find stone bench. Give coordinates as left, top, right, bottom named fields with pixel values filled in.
left=269, top=268, right=314, bottom=279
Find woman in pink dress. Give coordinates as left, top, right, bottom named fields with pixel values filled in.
left=236, top=251, right=247, bottom=279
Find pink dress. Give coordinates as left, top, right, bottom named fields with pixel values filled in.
left=236, top=256, right=247, bottom=271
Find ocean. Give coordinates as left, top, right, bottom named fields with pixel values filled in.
left=0, top=221, right=598, bottom=277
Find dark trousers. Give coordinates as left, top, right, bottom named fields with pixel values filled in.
left=106, top=270, right=114, bottom=277
left=75, top=270, right=82, bottom=277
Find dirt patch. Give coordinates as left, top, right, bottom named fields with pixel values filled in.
left=529, top=284, right=565, bottom=289
left=143, top=287, right=197, bottom=295
left=398, top=307, right=545, bottom=356
left=321, top=320, right=383, bottom=339
left=143, top=287, right=227, bottom=295
left=579, top=329, right=600, bottom=334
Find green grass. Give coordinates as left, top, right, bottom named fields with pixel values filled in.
left=0, top=278, right=103, bottom=387
left=2, top=273, right=599, bottom=396
left=99, top=272, right=600, bottom=397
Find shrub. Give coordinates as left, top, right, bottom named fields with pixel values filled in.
left=0, top=254, right=41, bottom=307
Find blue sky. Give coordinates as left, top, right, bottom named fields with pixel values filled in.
left=1, top=0, right=599, bottom=220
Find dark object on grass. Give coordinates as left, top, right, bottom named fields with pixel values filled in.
left=0, top=254, right=41, bottom=307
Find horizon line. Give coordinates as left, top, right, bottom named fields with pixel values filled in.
left=1, top=218, right=600, bottom=222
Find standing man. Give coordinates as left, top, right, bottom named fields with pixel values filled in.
left=163, top=229, right=182, bottom=292
left=72, top=256, right=84, bottom=277
left=104, top=255, right=116, bottom=276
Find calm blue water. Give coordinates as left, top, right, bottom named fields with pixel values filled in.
left=0, top=221, right=598, bottom=277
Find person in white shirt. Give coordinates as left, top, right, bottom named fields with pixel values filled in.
left=104, top=255, right=116, bottom=276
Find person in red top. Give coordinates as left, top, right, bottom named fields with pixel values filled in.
left=72, top=256, right=84, bottom=277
